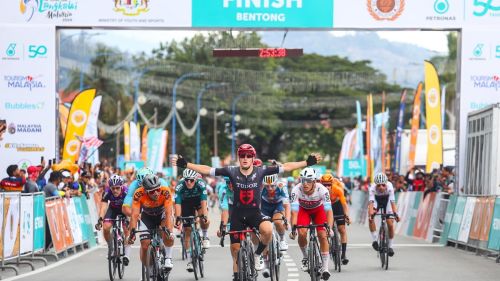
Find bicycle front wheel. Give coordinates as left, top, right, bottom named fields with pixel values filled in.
left=145, top=245, right=158, bottom=281
left=268, top=236, right=276, bottom=281
left=308, top=239, right=320, bottom=281
left=273, top=235, right=281, bottom=281
left=195, top=232, right=205, bottom=278
left=108, top=231, right=118, bottom=281
left=334, top=227, right=341, bottom=272
left=384, top=222, right=390, bottom=270
left=379, top=224, right=387, bottom=269
left=191, top=232, right=199, bottom=280
left=117, top=229, right=125, bottom=279
left=237, top=247, right=249, bottom=281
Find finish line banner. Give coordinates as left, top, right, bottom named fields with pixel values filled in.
left=192, top=0, right=334, bottom=28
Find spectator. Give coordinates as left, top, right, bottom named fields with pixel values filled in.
left=394, top=175, right=407, bottom=193
left=0, top=164, right=26, bottom=192
left=424, top=174, right=440, bottom=199
left=20, top=169, right=27, bottom=179
left=71, top=170, right=91, bottom=199
left=405, top=167, right=425, bottom=192
left=59, top=169, right=73, bottom=198
left=44, top=171, right=62, bottom=198
left=441, top=166, right=455, bottom=194
left=24, top=165, right=42, bottom=193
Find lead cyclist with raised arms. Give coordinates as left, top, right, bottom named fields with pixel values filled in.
left=172, top=144, right=321, bottom=281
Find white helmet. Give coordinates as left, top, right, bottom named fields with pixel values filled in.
left=374, top=173, right=388, bottom=185
left=183, top=168, right=198, bottom=180
left=300, top=167, right=317, bottom=181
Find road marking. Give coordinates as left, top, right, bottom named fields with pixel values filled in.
left=286, top=263, right=296, bottom=266
left=288, top=273, right=299, bottom=277
left=287, top=279, right=299, bottom=281
left=287, top=267, right=298, bottom=272
left=2, top=246, right=101, bottom=281
left=283, top=258, right=293, bottom=262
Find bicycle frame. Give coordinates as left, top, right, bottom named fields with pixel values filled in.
left=220, top=227, right=260, bottom=281
left=178, top=215, right=207, bottom=280
left=372, top=211, right=395, bottom=270
left=295, top=223, right=329, bottom=281
left=134, top=227, right=171, bottom=281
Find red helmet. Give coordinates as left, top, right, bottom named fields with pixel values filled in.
left=253, top=158, right=263, bottom=167
left=237, top=144, right=256, bottom=157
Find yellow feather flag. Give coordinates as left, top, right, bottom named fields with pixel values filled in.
left=124, top=122, right=130, bottom=161
left=424, top=61, right=443, bottom=172
left=62, top=89, right=96, bottom=163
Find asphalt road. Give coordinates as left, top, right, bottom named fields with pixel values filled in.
left=3, top=207, right=500, bottom=281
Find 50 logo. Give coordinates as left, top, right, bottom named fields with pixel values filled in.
left=28, top=45, right=47, bottom=58
left=473, top=0, right=500, bottom=17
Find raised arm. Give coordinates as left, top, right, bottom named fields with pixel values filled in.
left=171, top=155, right=213, bottom=175
left=282, top=153, right=322, bottom=172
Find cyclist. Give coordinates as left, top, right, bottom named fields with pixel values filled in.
left=174, top=168, right=210, bottom=272
left=172, top=144, right=321, bottom=281
left=128, top=174, right=175, bottom=271
left=290, top=167, right=332, bottom=280
left=320, top=174, right=351, bottom=265
left=95, top=175, right=131, bottom=265
left=122, top=167, right=169, bottom=217
left=261, top=174, right=290, bottom=251
left=217, top=176, right=233, bottom=236
left=286, top=176, right=295, bottom=199
left=368, top=173, right=400, bottom=257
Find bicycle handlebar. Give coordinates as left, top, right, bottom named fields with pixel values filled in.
left=177, top=215, right=208, bottom=224
left=272, top=215, right=288, bottom=227
left=219, top=227, right=260, bottom=248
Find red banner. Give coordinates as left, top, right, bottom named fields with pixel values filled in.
left=479, top=197, right=496, bottom=241
left=60, top=199, right=74, bottom=248
left=469, top=198, right=485, bottom=240
left=413, top=192, right=437, bottom=239
left=45, top=199, right=66, bottom=252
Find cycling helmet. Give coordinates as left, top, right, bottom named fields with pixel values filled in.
left=136, top=167, right=154, bottom=184
left=223, top=176, right=230, bottom=185
left=299, top=167, right=317, bottom=181
left=263, top=174, right=278, bottom=185
left=320, top=174, right=334, bottom=184
left=253, top=158, right=263, bottom=167
left=142, top=174, right=161, bottom=191
left=287, top=176, right=294, bottom=183
left=108, top=174, right=124, bottom=187
left=374, top=173, right=388, bottom=185
left=237, top=144, right=256, bottom=157
left=183, top=168, right=198, bottom=180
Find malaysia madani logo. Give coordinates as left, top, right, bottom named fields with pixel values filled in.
left=367, top=0, right=405, bottom=21
left=114, top=0, right=150, bottom=16
left=20, top=0, right=39, bottom=22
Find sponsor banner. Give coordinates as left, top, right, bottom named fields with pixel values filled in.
left=479, top=197, right=495, bottom=241
left=2, top=194, right=21, bottom=259
left=0, top=25, right=56, bottom=181
left=141, top=125, right=148, bottom=162
left=408, top=83, right=423, bottom=170
left=0, top=194, right=3, bottom=255
left=448, top=196, right=467, bottom=241
left=355, top=101, right=364, bottom=160
left=59, top=103, right=70, bottom=137
left=79, top=96, right=102, bottom=165
left=2, top=0, right=191, bottom=27
left=465, top=0, right=500, bottom=25
left=130, top=121, right=140, bottom=161
left=469, top=197, right=485, bottom=240
left=440, top=194, right=457, bottom=245
left=458, top=197, right=476, bottom=243
left=424, top=61, right=443, bottom=173
left=193, top=0, right=333, bottom=28
left=123, top=161, right=145, bottom=171
left=413, top=192, right=437, bottom=239
left=350, top=190, right=368, bottom=225
left=343, top=159, right=366, bottom=178
left=45, top=199, right=66, bottom=252
left=62, top=89, right=96, bottom=163
left=33, top=193, right=45, bottom=252
left=65, top=198, right=82, bottom=245
left=156, top=130, right=168, bottom=172
left=334, top=0, right=462, bottom=28
left=78, top=196, right=96, bottom=247
left=366, top=94, right=373, bottom=181
left=59, top=198, right=74, bottom=248
left=20, top=195, right=34, bottom=254
left=458, top=26, right=500, bottom=189
left=395, top=192, right=411, bottom=235
left=406, top=192, right=423, bottom=236
left=487, top=197, right=500, bottom=250
left=87, top=194, right=103, bottom=245
left=394, top=90, right=407, bottom=173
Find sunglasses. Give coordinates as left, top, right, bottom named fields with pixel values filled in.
left=376, top=184, right=386, bottom=187
left=186, top=179, right=195, bottom=183
left=301, top=178, right=315, bottom=184
left=147, top=188, right=161, bottom=195
left=322, top=183, right=332, bottom=187
left=110, top=186, right=121, bottom=190
left=238, top=154, right=254, bottom=159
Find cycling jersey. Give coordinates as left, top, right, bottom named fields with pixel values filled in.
left=174, top=178, right=208, bottom=204
left=123, top=177, right=169, bottom=207
left=261, top=181, right=289, bottom=204
left=102, top=186, right=128, bottom=209
left=132, top=186, right=173, bottom=216
left=368, top=182, right=395, bottom=214
left=327, top=182, right=347, bottom=206
left=218, top=183, right=233, bottom=211
left=290, top=183, right=332, bottom=212
left=210, top=165, right=283, bottom=209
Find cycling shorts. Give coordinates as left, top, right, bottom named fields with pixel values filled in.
left=180, top=200, right=202, bottom=227
left=332, top=200, right=346, bottom=226
left=297, top=206, right=327, bottom=232
left=104, top=207, right=125, bottom=221
left=372, top=195, right=393, bottom=214
left=140, top=212, right=166, bottom=241
left=229, top=208, right=269, bottom=244
left=261, top=200, right=285, bottom=218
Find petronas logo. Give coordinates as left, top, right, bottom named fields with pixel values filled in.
left=434, top=0, right=449, bottom=14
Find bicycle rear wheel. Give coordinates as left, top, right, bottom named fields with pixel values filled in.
left=195, top=232, right=205, bottom=278
left=117, top=228, right=125, bottom=279
left=308, top=239, right=319, bottom=281
left=268, top=236, right=276, bottom=281
left=334, top=227, right=341, bottom=272
left=108, top=232, right=118, bottom=281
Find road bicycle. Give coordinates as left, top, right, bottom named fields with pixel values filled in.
left=371, top=212, right=396, bottom=270
left=329, top=215, right=346, bottom=273
left=268, top=216, right=287, bottom=281
left=106, top=215, right=127, bottom=281
left=220, top=227, right=260, bottom=281
left=295, top=223, right=329, bottom=281
left=178, top=215, right=207, bottom=280
left=134, top=227, right=172, bottom=281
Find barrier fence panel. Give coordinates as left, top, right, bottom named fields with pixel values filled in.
left=79, top=196, right=97, bottom=248
left=20, top=194, right=34, bottom=255
left=65, top=198, right=83, bottom=246
left=45, top=198, right=67, bottom=253
left=426, top=192, right=443, bottom=242
left=440, top=195, right=458, bottom=245
left=406, top=192, right=423, bottom=236
left=59, top=198, right=75, bottom=249
left=0, top=193, right=4, bottom=258
left=458, top=197, right=476, bottom=243
left=448, top=196, right=467, bottom=241
left=33, top=194, right=45, bottom=252
left=87, top=193, right=103, bottom=244
left=479, top=197, right=496, bottom=242
left=396, top=192, right=411, bottom=235
left=2, top=193, right=21, bottom=260
left=487, top=197, right=500, bottom=251
left=469, top=198, right=485, bottom=241
left=350, top=190, right=367, bottom=224
left=413, top=192, right=438, bottom=240
left=73, top=197, right=87, bottom=243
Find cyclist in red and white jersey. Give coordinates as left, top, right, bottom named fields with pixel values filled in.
left=289, top=167, right=333, bottom=280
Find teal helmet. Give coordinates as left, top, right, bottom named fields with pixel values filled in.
left=136, top=167, right=154, bottom=185
left=287, top=176, right=294, bottom=183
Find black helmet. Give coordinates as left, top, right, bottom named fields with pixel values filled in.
left=142, top=174, right=161, bottom=191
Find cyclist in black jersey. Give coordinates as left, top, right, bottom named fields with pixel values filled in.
left=172, top=144, right=321, bottom=281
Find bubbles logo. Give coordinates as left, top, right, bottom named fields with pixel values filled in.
left=19, top=0, right=39, bottom=22
left=433, top=0, right=449, bottom=14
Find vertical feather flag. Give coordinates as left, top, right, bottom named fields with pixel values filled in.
left=424, top=61, right=443, bottom=172
left=394, top=89, right=407, bottom=174
left=123, top=122, right=130, bottom=161
left=408, top=83, right=423, bottom=170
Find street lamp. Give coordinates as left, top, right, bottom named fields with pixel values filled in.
left=231, top=93, right=250, bottom=161
left=172, top=72, right=205, bottom=156
left=196, top=82, right=227, bottom=164
left=214, top=110, right=224, bottom=158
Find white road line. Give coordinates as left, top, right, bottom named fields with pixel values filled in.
left=285, top=263, right=296, bottom=266
left=287, top=279, right=299, bottom=281
left=2, top=247, right=101, bottom=281
left=288, top=273, right=299, bottom=277
left=283, top=258, right=294, bottom=262
left=287, top=267, right=299, bottom=272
